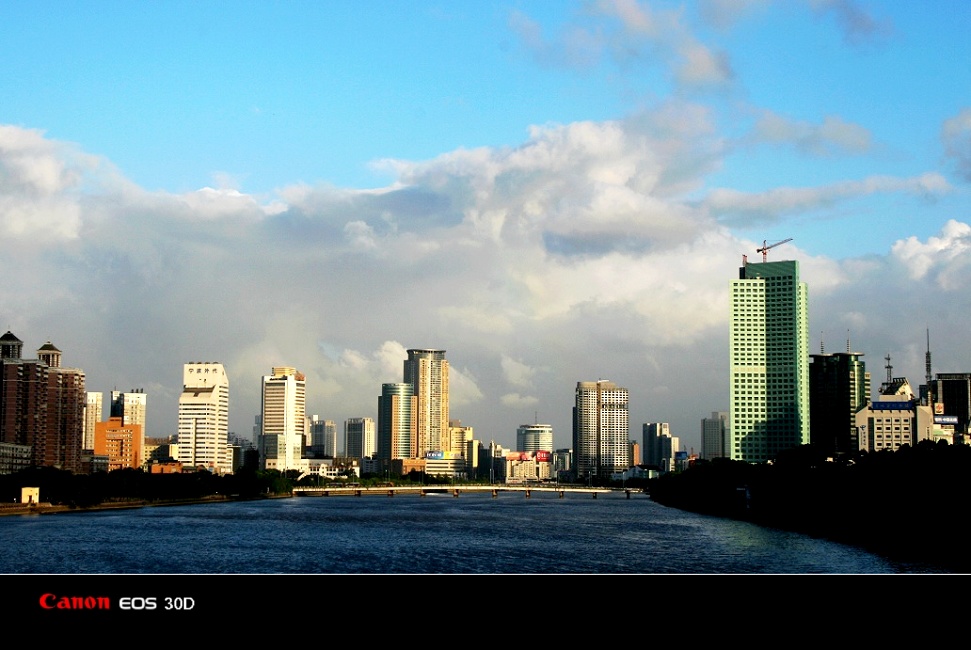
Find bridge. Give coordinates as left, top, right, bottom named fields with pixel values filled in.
left=292, top=484, right=641, bottom=499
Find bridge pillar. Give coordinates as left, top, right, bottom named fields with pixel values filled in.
left=559, top=491, right=564, bottom=499
left=525, top=489, right=530, bottom=499
left=420, top=489, right=426, bottom=497
left=453, top=490, right=459, bottom=497
left=592, top=492, right=597, bottom=499
left=491, top=489, right=497, bottom=498
left=625, top=489, right=631, bottom=499
left=355, top=490, right=362, bottom=496
left=387, top=490, right=394, bottom=497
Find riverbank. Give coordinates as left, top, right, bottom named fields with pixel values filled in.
left=0, top=493, right=290, bottom=517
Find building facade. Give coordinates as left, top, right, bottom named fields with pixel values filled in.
left=809, top=350, right=870, bottom=458
left=573, top=380, right=629, bottom=480
left=176, top=361, right=231, bottom=474
left=1, top=334, right=85, bottom=473
left=377, top=383, right=416, bottom=469
left=344, top=417, right=376, bottom=459
left=729, top=259, right=809, bottom=463
left=403, top=349, right=449, bottom=456
left=516, top=423, right=554, bottom=453
left=259, top=367, right=306, bottom=472
left=94, top=416, right=143, bottom=471
left=110, top=389, right=147, bottom=467
left=701, top=411, right=728, bottom=460
left=643, top=422, right=679, bottom=473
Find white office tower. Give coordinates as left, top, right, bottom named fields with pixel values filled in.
left=517, top=423, right=554, bottom=453
left=177, top=362, right=230, bottom=474
left=344, top=417, right=376, bottom=459
left=573, top=380, right=630, bottom=480
left=404, top=349, right=449, bottom=456
left=309, top=416, right=338, bottom=457
left=84, top=391, right=103, bottom=451
left=112, top=389, right=147, bottom=466
left=259, top=366, right=306, bottom=472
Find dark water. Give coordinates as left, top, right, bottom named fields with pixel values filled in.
left=0, top=492, right=945, bottom=574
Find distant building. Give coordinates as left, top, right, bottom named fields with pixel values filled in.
left=84, top=392, right=103, bottom=452
left=930, top=373, right=971, bottom=444
left=516, top=423, right=553, bottom=453
left=856, top=378, right=935, bottom=452
left=377, top=383, right=416, bottom=470
left=309, top=416, right=337, bottom=458
left=729, top=259, right=810, bottom=462
left=94, top=416, right=143, bottom=471
left=344, top=417, right=376, bottom=460
left=259, top=367, right=306, bottom=472
left=643, top=423, right=679, bottom=473
left=809, top=348, right=870, bottom=458
left=701, top=411, right=728, bottom=460
left=573, top=380, right=629, bottom=480
left=176, top=361, right=231, bottom=474
left=111, top=389, right=148, bottom=467
left=1, top=333, right=85, bottom=473
left=448, top=420, right=474, bottom=458
left=404, top=349, right=449, bottom=456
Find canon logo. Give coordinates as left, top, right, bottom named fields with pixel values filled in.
left=39, top=593, right=111, bottom=610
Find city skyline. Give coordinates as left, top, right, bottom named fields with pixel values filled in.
left=2, top=3, right=970, bottom=453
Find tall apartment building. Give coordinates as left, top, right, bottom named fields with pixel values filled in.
left=809, top=348, right=870, bottom=458
left=259, top=367, right=306, bottom=472
left=309, top=416, right=337, bottom=458
left=84, top=392, right=103, bottom=451
left=1, top=333, right=85, bottom=473
left=403, top=349, right=449, bottom=456
left=516, top=423, right=553, bottom=453
left=344, top=417, right=376, bottom=459
left=177, top=361, right=231, bottom=474
left=729, top=259, right=809, bottom=463
left=377, top=383, right=416, bottom=469
left=573, top=380, right=629, bottom=480
left=701, top=411, right=728, bottom=461
left=111, top=389, right=147, bottom=466
left=643, top=422, right=679, bottom=472
left=448, top=420, right=474, bottom=458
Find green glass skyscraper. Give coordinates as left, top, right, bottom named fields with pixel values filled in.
left=729, top=259, right=809, bottom=462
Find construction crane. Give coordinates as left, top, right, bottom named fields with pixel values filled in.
left=756, top=238, right=793, bottom=263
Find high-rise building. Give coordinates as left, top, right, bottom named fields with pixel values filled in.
left=309, top=416, right=337, bottom=458
left=516, top=423, right=553, bottom=453
left=809, top=348, right=870, bottom=458
left=573, top=380, right=629, bottom=480
left=448, top=420, right=474, bottom=458
left=84, top=392, right=103, bottom=452
left=345, top=417, right=376, bottom=459
left=94, top=416, right=142, bottom=471
left=1, top=334, right=85, bottom=473
left=259, top=367, right=306, bottom=472
left=111, top=389, right=147, bottom=466
left=403, top=349, right=449, bottom=456
left=701, top=411, right=729, bottom=460
left=930, top=373, right=971, bottom=444
left=643, top=422, right=679, bottom=473
left=729, top=259, right=809, bottom=463
left=377, top=383, right=416, bottom=468
left=177, top=361, right=231, bottom=474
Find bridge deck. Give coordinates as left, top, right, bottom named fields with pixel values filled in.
left=292, top=485, right=640, bottom=499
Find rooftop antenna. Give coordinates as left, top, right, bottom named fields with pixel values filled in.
left=885, top=354, right=893, bottom=384
left=820, top=332, right=824, bottom=354
left=925, top=328, right=933, bottom=388
left=846, top=330, right=851, bottom=353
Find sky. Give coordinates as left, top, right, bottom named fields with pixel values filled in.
left=2, top=1, right=970, bottom=455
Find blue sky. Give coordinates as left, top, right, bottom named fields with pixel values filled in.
left=2, top=1, right=970, bottom=454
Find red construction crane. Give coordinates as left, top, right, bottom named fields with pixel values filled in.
left=756, top=238, right=793, bottom=263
